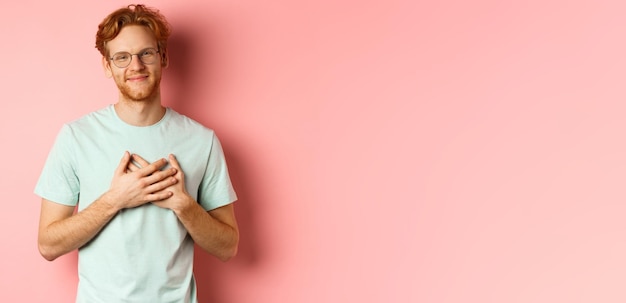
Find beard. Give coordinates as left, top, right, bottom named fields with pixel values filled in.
left=116, top=73, right=161, bottom=102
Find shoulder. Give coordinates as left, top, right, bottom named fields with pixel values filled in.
left=64, top=105, right=114, bottom=131
left=166, top=108, right=216, bottom=137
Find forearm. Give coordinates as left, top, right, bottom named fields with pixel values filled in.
left=38, top=196, right=120, bottom=261
left=174, top=202, right=239, bottom=261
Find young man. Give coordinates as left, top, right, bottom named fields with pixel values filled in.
left=35, top=4, right=239, bottom=302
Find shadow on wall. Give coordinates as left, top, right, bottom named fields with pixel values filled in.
left=166, top=19, right=263, bottom=303
left=162, top=29, right=194, bottom=112
left=193, top=147, right=262, bottom=303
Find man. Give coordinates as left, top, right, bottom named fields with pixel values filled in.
left=35, top=4, right=239, bottom=302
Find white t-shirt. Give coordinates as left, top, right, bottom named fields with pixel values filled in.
left=35, top=105, right=237, bottom=303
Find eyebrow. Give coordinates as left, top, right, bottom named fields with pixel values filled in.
left=108, top=45, right=158, bottom=56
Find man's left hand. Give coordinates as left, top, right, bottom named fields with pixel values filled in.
left=128, top=153, right=193, bottom=212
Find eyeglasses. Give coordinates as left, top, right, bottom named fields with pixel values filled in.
left=109, top=48, right=160, bottom=68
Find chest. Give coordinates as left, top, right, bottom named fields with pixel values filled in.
left=72, top=129, right=209, bottom=209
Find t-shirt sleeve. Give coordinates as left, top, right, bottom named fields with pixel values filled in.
left=197, top=133, right=237, bottom=211
left=34, top=124, right=80, bottom=206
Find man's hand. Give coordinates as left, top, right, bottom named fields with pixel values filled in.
left=129, top=153, right=192, bottom=212
left=104, top=151, right=179, bottom=210
left=127, top=153, right=239, bottom=261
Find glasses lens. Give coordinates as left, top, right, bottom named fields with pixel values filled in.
left=112, top=52, right=131, bottom=68
left=139, top=49, right=158, bottom=65
left=110, top=49, right=159, bottom=68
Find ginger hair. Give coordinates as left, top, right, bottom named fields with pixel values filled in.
left=95, top=4, right=171, bottom=66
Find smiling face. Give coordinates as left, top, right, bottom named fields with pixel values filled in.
left=103, top=25, right=163, bottom=103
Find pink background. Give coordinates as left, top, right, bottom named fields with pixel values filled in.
left=2, top=0, right=626, bottom=302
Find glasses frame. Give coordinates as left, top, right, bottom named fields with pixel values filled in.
left=108, top=48, right=160, bottom=68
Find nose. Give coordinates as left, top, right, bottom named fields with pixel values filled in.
left=127, top=54, right=145, bottom=70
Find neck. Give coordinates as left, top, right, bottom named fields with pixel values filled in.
left=114, top=97, right=166, bottom=126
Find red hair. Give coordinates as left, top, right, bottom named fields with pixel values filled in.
left=95, top=4, right=171, bottom=66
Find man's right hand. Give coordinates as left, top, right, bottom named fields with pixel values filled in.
left=103, top=151, right=179, bottom=210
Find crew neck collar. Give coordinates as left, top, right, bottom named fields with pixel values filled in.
left=110, top=104, right=170, bottom=128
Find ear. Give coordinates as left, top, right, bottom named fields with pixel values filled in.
left=102, top=56, right=113, bottom=78
left=161, top=51, right=169, bottom=69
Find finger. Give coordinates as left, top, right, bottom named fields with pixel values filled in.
left=114, top=151, right=131, bottom=176
left=168, top=154, right=181, bottom=169
left=145, top=190, right=174, bottom=202
left=168, top=154, right=184, bottom=182
left=145, top=176, right=178, bottom=193
left=144, top=167, right=177, bottom=185
left=131, top=153, right=151, bottom=168
left=138, top=158, right=168, bottom=177
left=126, top=162, right=142, bottom=173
